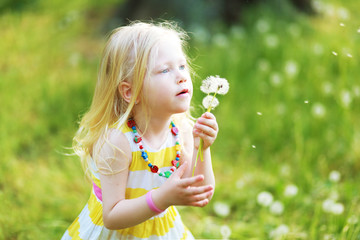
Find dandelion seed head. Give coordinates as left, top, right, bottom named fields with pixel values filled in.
left=337, top=7, right=350, bottom=20
left=270, top=201, right=284, bottom=215
left=200, top=75, right=229, bottom=95
left=347, top=215, right=358, bottom=224
left=322, top=82, right=333, bottom=95
left=340, top=90, right=352, bottom=108
left=329, top=170, right=341, bottom=183
left=312, top=103, right=326, bottom=118
left=213, top=33, right=228, bottom=48
left=331, top=203, right=344, bottom=215
left=202, top=95, right=219, bottom=110
left=264, top=34, right=279, bottom=48
left=270, top=72, right=283, bottom=87
left=322, top=199, right=344, bottom=215
left=257, top=191, right=273, bottom=207
left=284, top=60, right=299, bottom=78
left=213, top=202, right=230, bottom=217
left=270, top=224, right=289, bottom=239
left=256, top=19, right=270, bottom=33
left=284, top=184, right=298, bottom=197
left=220, top=225, right=232, bottom=239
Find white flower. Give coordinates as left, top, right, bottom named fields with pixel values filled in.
left=202, top=95, right=219, bottom=110
left=284, top=60, right=299, bottom=78
left=284, top=184, right=298, bottom=197
left=312, top=103, right=326, bottom=118
left=264, top=34, right=279, bottom=48
left=257, top=191, right=273, bottom=207
left=329, top=170, right=341, bottom=183
left=220, top=225, right=232, bottom=239
left=270, top=224, right=289, bottom=239
left=270, top=201, right=284, bottom=215
left=213, top=201, right=230, bottom=217
left=200, top=75, right=229, bottom=95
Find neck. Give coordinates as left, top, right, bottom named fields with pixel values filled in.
left=132, top=110, right=172, bottom=148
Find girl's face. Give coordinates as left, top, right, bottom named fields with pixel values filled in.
left=143, top=36, right=193, bottom=118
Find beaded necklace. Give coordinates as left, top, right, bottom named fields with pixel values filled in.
left=127, top=119, right=181, bottom=178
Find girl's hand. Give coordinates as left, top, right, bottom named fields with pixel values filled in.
left=193, top=112, right=218, bottom=150
left=153, top=162, right=214, bottom=209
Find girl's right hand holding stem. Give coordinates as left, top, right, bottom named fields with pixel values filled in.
left=152, top=162, right=214, bottom=210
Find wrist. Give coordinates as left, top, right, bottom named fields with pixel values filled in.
left=150, top=188, right=169, bottom=211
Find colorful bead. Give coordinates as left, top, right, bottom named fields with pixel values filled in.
left=171, top=127, right=179, bottom=135
left=151, top=165, right=159, bottom=173
left=128, top=118, right=181, bottom=178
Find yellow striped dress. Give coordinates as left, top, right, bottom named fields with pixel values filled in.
left=61, top=123, right=195, bottom=240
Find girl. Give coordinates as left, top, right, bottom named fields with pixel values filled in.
left=62, top=21, right=218, bottom=240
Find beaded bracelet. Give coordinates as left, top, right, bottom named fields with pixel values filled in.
left=146, top=190, right=164, bottom=214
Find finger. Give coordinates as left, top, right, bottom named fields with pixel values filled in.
left=187, top=185, right=214, bottom=195
left=194, top=123, right=217, bottom=138
left=196, top=118, right=218, bottom=132
left=202, top=112, right=216, bottom=120
left=180, top=175, right=204, bottom=187
left=191, top=198, right=210, bottom=207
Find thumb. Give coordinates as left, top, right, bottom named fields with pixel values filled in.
left=173, top=161, right=188, bottom=178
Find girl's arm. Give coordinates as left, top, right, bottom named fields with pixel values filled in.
left=98, top=129, right=214, bottom=230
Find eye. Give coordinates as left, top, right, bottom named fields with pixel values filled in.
left=179, top=65, right=186, bottom=70
left=161, top=68, right=169, bottom=73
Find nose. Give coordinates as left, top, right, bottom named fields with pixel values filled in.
left=177, top=71, right=187, bottom=84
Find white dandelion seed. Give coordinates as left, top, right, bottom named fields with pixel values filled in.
left=347, top=53, right=353, bottom=58
left=213, top=202, right=230, bottom=217
left=304, top=100, right=309, bottom=104
left=257, top=191, right=273, bottom=207
left=337, top=7, right=350, bottom=20
left=322, top=82, right=333, bottom=95
left=270, top=201, right=284, bottom=215
left=339, top=22, right=345, bottom=27
left=202, top=95, right=219, bottom=110
left=323, top=199, right=336, bottom=213
left=216, top=77, right=230, bottom=95
left=252, top=145, right=256, bottom=149
left=284, top=184, right=298, bottom=197
left=313, top=43, right=324, bottom=55
left=332, top=51, right=338, bottom=56
left=329, top=170, right=341, bottom=183
left=358, top=28, right=360, bottom=33
left=257, top=112, right=262, bottom=116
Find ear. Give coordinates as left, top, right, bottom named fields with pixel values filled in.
left=118, top=82, right=132, bottom=103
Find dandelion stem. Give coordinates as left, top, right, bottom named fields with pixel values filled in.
left=192, top=88, right=219, bottom=176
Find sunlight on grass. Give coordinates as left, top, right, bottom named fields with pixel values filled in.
left=1, top=0, right=360, bottom=239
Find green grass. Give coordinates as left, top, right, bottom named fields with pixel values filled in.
left=1, top=0, right=360, bottom=239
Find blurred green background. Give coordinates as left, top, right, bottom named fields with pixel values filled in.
left=1, top=0, right=360, bottom=239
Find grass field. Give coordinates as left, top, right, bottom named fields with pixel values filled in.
left=1, top=0, right=360, bottom=239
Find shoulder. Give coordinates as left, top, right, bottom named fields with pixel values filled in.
left=93, top=128, right=132, bottom=175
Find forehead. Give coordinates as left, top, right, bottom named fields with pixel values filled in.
left=152, top=35, right=185, bottom=61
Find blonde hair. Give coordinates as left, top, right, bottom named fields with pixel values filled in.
left=73, top=21, right=193, bottom=178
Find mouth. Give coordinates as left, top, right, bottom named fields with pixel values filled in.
left=176, top=89, right=189, bottom=96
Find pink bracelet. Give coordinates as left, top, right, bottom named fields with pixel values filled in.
left=146, top=190, right=164, bottom=214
